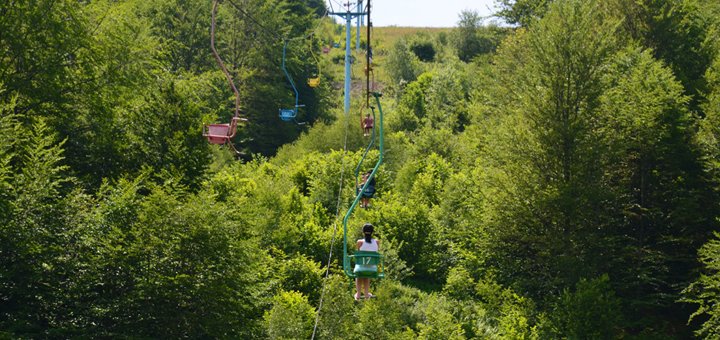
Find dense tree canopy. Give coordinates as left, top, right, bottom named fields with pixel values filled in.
left=2, top=0, right=720, bottom=337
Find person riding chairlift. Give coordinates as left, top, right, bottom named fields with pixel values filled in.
left=355, top=223, right=380, bottom=301
left=362, top=113, right=374, bottom=137
left=358, top=170, right=376, bottom=208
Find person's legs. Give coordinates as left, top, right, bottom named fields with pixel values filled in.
left=362, top=278, right=370, bottom=298
left=355, top=278, right=362, bottom=300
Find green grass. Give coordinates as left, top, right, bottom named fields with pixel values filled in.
left=320, top=26, right=454, bottom=91
left=373, top=26, right=452, bottom=51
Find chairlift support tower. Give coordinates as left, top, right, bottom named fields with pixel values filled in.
left=356, top=0, right=362, bottom=52
left=329, top=2, right=367, bottom=115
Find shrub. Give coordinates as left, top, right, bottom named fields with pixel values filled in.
left=549, top=274, right=623, bottom=339
left=264, top=291, right=316, bottom=339
left=410, top=41, right=436, bottom=62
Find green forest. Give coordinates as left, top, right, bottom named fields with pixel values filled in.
left=2, top=0, right=720, bottom=338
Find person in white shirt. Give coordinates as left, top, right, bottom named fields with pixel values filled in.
left=355, top=223, right=380, bottom=300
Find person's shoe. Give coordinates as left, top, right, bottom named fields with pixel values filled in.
left=366, top=293, right=375, bottom=299
left=354, top=293, right=361, bottom=301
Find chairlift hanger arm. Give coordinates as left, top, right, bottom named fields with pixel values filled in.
left=281, top=40, right=300, bottom=108
left=211, top=0, right=241, bottom=118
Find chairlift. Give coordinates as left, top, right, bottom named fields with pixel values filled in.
left=342, top=93, right=386, bottom=280
left=307, top=42, right=321, bottom=88
left=203, top=116, right=247, bottom=144
left=280, top=40, right=305, bottom=123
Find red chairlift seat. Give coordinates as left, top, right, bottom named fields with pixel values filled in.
left=203, top=116, right=247, bottom=145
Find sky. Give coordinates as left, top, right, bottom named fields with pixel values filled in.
left=327, top=0, right=501, bottom=28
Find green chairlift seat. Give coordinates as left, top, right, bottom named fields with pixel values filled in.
left=351, top=251, right=385, bottom=279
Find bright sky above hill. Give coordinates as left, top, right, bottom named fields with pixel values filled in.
left=327, top=0, right=501, bottom=28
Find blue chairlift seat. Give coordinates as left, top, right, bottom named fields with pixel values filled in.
left=279, top=108, right=297, bottom=121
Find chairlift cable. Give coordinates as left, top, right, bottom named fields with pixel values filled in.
left=312, top=3, right=371, bottom=331
left=365, top=0, right=371, bottom=107
left=225, top=0, right=283, bottom=41
left=333, top=1, right=384, bottom=282
left=226, top=0, right=330, bottom=44
left=310, top=96, right=352, bottom=340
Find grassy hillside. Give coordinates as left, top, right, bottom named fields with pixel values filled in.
left=320, top=26, right=454, bottom=97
